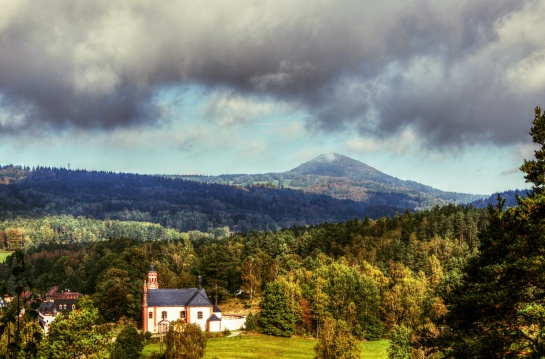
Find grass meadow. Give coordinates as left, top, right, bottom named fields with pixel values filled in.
left=0, top=250, right=12, bottom=263
left=141, top=333, right=389, bottom=359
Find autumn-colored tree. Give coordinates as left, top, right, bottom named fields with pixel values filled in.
left=314, top=318, right=360, bottom=359
left=387, top=325, right=412, bottom=359
left=165, top=320, right=207, bottom=359
left=240, top=256, right=260, bottom=300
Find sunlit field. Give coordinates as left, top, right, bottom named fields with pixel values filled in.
left=0, top=250, right=12, bottom=263
left=141, top=333, right=389, bottom=359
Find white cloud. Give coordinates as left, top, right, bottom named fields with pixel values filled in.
left=200, top=90, right=278, bottom=127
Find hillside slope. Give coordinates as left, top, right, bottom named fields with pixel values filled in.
left=181, top=153, right=486, bottom=210
left=0, top=165, right=397, bottom=233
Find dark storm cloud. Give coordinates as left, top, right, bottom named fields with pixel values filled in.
left=0, top=0, right=542, bottom=147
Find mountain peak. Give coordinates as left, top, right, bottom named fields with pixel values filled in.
left=289, top=153, right=383, bottom=179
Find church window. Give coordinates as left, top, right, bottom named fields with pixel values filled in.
left=198, top=311, right=203, bottom=319
left=180, top=310, right=186, bottom=319
left=149, top=312, right=153, bottom=319
left=162, top=311, right=167, bottom=320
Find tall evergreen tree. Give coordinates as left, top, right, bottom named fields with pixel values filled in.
left=425, top=107, right=545, bottom=357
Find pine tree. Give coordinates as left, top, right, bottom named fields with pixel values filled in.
left=425, top=107, right=545, bottom=357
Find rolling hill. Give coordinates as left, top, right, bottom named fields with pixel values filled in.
left=0, top=154, right=493, bottom=233
left=179, top=153, right=486, bottom=210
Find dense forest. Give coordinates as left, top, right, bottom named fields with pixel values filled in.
left=0, top=204, right=486, bottom=340
left=0, top=165, right=401, bottom=233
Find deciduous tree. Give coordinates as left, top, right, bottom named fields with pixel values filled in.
left=314, top=318, right=360, bottom=359
left=110, top=323, right=144, bottom=359
left=165, top=320, right=207, bottom=359
left=41, top=297, right=111, bottom=359
left=258, top=281, right=296, bottom=337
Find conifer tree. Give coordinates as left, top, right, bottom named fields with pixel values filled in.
left=426, top=106, right=545, bottom=357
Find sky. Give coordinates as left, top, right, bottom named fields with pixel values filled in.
left=1, top=1, right=544, bottom=195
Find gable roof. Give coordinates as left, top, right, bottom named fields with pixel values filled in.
left=147, top=288, right=213, bottom=307
left=208, top=314, right=221, bottom=322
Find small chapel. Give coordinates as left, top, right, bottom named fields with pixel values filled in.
left=142, top=265, right=223, bottom=333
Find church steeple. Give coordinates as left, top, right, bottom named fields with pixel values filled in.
left=146, top=265, right=159, bottom=290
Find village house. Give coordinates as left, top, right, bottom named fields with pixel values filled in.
left=38, top=286, right=81, bottom=332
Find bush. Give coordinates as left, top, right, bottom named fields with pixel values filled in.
left=110, top=324, right=144, bottom=359
left=245, top=311, right=259, bottom=332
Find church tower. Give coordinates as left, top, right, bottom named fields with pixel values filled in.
left=142, top=265, right=159, bottom=332
left=146, top=265, right=159, bottom=290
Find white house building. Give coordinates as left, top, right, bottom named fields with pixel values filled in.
left=142, top=265, right=223, bottom=333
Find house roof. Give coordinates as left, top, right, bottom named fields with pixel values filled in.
left=213, top=305, right=222, bottom=313
left=208, top=314, right=221, bottom=322
left=39, top=301, right=55, bottom=315
left=147, top=288, right=213, bottom=307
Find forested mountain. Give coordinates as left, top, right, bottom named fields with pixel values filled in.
left=0, top=165, right=397, bottom=233
left=179, top=153, right=486, bottom=210
left=470, top=189, right=528, bottom=208
left=0, top=154, right=493, bottom=233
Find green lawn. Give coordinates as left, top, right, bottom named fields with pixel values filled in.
left=141, top=333, right=389, bottom=359
left=0, top=250, right=13, bottom=263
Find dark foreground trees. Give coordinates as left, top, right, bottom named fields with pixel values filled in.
left=426, top=107, right=545, bottom=357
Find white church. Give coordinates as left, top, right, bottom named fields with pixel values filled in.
left=142, top=265, right=245, bottom=333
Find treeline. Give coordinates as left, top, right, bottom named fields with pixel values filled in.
left=0, top=166, right=400, bottom=233
left=0, top=204, right=487, bottom=340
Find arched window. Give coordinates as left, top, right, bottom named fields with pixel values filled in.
left=162, top=311, right=167, bottom=320
left=197, top=311, right=203, bottom=319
